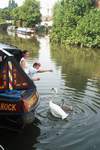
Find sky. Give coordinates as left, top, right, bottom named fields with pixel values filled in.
left=0, top=0, right=24, bottom=8
left=40, top=0, right=58, bottom=16
left=0, top=0, right=58, bottom=16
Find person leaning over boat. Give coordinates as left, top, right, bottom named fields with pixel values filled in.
left=20, top=50, right=40, bottom=81
left=20, top=52, right=53, bottom=81
left=28, top=62, right=53, bottom=81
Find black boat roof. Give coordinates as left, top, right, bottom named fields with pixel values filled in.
left=0, top=43, right=20, bottom=50
left=0, top=43, right=22, bottom=62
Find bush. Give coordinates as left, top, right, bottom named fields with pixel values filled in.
left=51, top=0, right=100, bottom=48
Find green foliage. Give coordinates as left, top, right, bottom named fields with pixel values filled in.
left=70, top=9, right=100, bottom=48
left=0, top=0, right=41, bottom=27
left=0, top=0, right=17, bottom=22
left=15, top=0, right=41, bottom=27
left=11, top=7, right=20, bottom=21
left=0, top=8, right=12, bottom=20
left=51, top=0, right=100, bottom=48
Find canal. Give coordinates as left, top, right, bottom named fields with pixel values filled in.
left=0, top=31, right=100, bottom=150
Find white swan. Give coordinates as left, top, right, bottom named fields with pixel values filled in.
left=49, top=100, right=69, bottom=120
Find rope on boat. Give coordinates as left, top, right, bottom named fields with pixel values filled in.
left=8, top=61, right=13, bottom=90
left=0, top=145, right=5, bottom=150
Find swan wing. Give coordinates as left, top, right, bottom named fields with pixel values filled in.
left=49, top=101, right=69, bottom=119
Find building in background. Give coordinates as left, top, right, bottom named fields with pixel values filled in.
left=40, top=0, right=57, bottom=26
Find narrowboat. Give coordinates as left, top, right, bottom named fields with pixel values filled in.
left=17, top=27, right=35, bottom=35
left=7, top=26, right=17, bottom=32
left=17, top=33, right=33, bottom=39
left=0, top=43, right=39, bottom=128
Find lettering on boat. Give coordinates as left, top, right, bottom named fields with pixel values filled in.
left=0, top=103, right=16, bottom=111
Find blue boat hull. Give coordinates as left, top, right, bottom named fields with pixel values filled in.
left=0, top=90, right=39, bottom=128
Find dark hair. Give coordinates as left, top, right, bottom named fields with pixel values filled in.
left=33, top=62, right=41, bottom=67
left=22, top=50, right=28, bottom=57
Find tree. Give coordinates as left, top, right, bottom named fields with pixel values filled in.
left=0, top=0, right=41, bottom=27
left=8, top=0, right=17, bottom=9
left=0, top=8, right=11, bottom=20
left=51, top=0, right=100, bottom=48
left=17, top=0, right=41, bottom=27
left=72, top=9, right=100, bottom=48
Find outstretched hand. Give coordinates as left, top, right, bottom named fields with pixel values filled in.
left=49, top=69, right=53, bottom=72
left=36, top=77, right=40, bottom=81
left=33, top=77, right=40, bottom=81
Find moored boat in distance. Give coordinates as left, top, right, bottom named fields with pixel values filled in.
left=17, top=33, right=34, bottom=39
left=0, top=43, right=39, bottom=129
left=7, top=25, right=17, bottom=32
left=17, top=27, right=35, bottom=35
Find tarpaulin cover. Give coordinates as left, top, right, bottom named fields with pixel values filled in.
left=0, top=90, right=22, bottom=101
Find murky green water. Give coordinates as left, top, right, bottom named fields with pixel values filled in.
left=0, top=31, right=100, bottom=150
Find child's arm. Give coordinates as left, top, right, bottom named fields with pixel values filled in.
left=20, top=58, right=26, bottom=69
left=32, top=77, right=40, bottom=81
left=37, top=69, right=53, bottom=73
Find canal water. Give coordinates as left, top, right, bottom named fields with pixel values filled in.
left=0, top=31, right=100, bottom=150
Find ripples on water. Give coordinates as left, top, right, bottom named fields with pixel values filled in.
left=34, top=37, right=100, bottom=150
left=0, top=33, right=100, bottom=150
left=35, top=76, right=100, bottom=150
